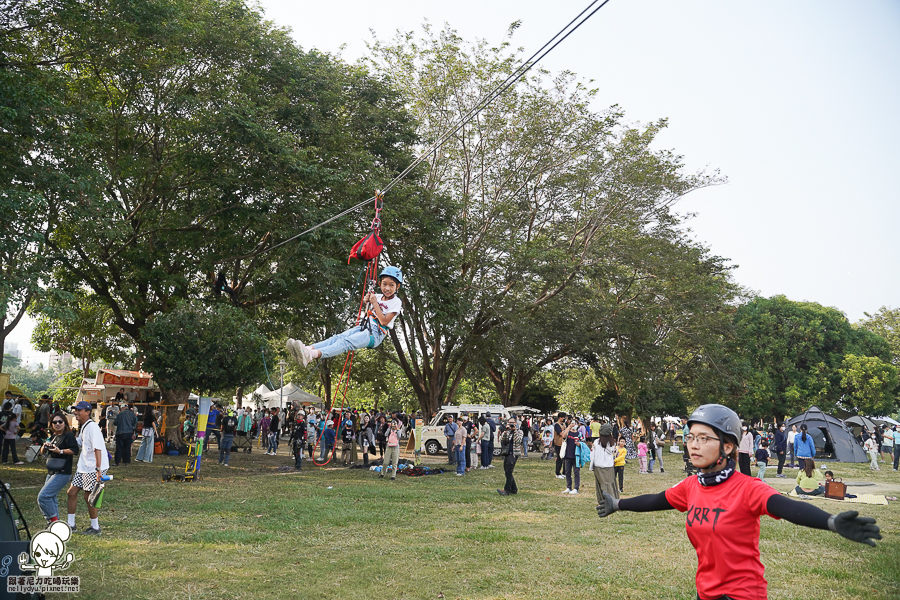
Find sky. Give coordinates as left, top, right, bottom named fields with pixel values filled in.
left=6, top=0, right=899, bottom=366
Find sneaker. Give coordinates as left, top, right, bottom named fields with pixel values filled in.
left=286, top=339, right=304, bottom=366
left=455, top=473, right=464, bottom=477
left=297, top=342, right=313, bottom=368
left=660, top=468, right=665, bottom=473
left=563, top=488, right=571, bottom=494
left=776, top=474, right=787, bottom=478
left=556, top=474, right=566, bottom=479
left=79, top=527, right=101, bottom=536
left=569, top=489, right=579, bottom=495
left=223, top=464, right=230, bottom=467
left=497, top=489, right=509, bottom=496
left=13, top=462, right=24, bottom=465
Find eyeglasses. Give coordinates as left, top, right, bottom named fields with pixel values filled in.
left=52, top=420, right=65, bottom=425
left=685, top=434, right=720, bottom=445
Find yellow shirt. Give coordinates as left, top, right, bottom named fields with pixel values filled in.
left=614, top=447, right=626, bottom=467
left=590, top=422, right=601, bottom=438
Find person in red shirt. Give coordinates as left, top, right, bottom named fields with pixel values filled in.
left=595, top=404, right=881, bottom=600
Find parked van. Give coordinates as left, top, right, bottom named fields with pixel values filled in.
left=421, top=404, right=510, bottom=456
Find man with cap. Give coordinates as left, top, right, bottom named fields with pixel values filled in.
left=67, top=400, right=108, bottom=535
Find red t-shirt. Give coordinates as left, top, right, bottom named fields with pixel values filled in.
left=665, top=472, right=780, bottom=600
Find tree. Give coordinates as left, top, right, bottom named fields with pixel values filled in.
left=838, top=354, right=899, bottom=417
left=0, top=0, right=70, bottom=372
left=16, top=0, right=419, bottom=382
left=723, top=296, right=894, bottom=420
left=369, top=24, right=725, bottom=418
left=858, top=307, right=900, bottom=366
left=30, top=290, right=132, bottom=376
left=141, top=301, right=269, bottom=445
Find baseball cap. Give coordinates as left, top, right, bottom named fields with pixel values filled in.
left=73, top=401, right=92, bottom=411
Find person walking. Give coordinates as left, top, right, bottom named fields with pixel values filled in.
left=37, top=413, right=79, bottom=524
left=67, top=401, right=109, bottom=535
left=864, top=434, right=880, bottom=471
left=497, top=417, right=523, bottom=495
left=113, top=403, right=137, bottom=466
left=219, top=410, right=238, bottom=466
left=266, top=407, right=281, bottom=455
left=596, top=404, right=881, bottom=600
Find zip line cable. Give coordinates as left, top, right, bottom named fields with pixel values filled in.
left=215, top=0, right=613, bottom=265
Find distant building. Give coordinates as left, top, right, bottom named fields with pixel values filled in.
left=3, top=342, right=22, bottom=360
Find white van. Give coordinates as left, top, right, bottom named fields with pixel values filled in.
left=421, top=404, right=510, bottom=456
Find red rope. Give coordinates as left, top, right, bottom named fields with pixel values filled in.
left=312, top=251, right=380, bottom=466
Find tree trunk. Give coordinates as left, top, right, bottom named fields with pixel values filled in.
left=235, top=386, right=243, bottom=408
left=161, top=388, right=189, bottom=446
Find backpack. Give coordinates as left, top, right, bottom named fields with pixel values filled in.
left=348, top=231, right=384, bottom=263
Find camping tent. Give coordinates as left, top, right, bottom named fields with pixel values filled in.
left=785, top=406, right=867, bottom=463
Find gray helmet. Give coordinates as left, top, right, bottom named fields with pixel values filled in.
left=687, top=404, right=741, bottom=446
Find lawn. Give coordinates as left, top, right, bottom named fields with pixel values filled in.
left=3, top=445, right=898, bottom=600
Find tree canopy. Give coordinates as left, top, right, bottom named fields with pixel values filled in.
left=366, top=24, right=736, bottom=418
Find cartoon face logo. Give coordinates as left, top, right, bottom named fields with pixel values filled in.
left=19, top=521, right=74, bottom=577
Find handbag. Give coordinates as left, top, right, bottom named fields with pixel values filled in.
left=47, top=457, right=67, bottom=472
left=824, top=478, right=847, bottom=500
left=559, top=440, right=568, bottom=458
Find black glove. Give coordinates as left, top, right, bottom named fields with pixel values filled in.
left=828, top=510, right=881, bottom=547
left=596, top=492, right=619, bottom=518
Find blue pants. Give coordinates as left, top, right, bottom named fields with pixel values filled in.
left=219, top=434, right=234, bottom=464
left=37, top=473, right=71, bottom=520
left=313, top=324, right=386, bottom=360
left=456, top=448, right=466, bottom=474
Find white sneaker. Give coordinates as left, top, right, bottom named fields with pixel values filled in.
left=556, top=474, right=566, bottom=479
left=298, top=342, right=314, bottom=367
left=563, top=488, right=571, bottom=494
left=569, top=489, right=579, bottom=495
left=286, top=339, right=304, bottom=366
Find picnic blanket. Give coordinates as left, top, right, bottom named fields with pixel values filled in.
left=786, top=490, right=888, bottom=505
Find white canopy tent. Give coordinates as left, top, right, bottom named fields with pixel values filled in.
left=261, top=383, right=323, bottom=409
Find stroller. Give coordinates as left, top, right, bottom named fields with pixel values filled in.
left=233, top=431, right=253, bottom=454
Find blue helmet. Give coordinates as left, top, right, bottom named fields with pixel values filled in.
left=379, top=266, right=403, bottom=285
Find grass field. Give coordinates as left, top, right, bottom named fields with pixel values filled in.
left=3, top=444, right=899, bottom=600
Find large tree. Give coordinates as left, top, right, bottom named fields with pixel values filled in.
left=141, top=301, right=269, bottom=444
left=368, top=24, right=725, bottom=418
left=858, top=307, right=900, bottom=366
left=723, top=295, right=894, bottom=420
left=14, top=0, right=421, bottom=406
left=0, top=0, right=73, bottom=371
left=30, top=290, right=133, bottom=377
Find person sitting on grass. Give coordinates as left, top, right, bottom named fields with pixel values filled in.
left=596, top=404, right=881, bottom=600
left=287, top=267, right=403, bottom=367
left=795, top=458, right=825, bottom=496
